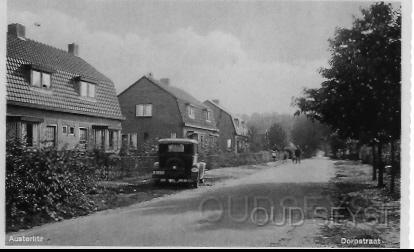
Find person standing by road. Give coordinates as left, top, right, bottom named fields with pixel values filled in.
left=272, top=150, right=277, bottom=162
left=295, top=146, right=302, bottom=164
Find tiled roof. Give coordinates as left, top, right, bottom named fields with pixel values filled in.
left=140, top=76, right=218, bottom=132
left=6, top=34, right=124, bottom=120
left=204, top=100, right=248, bottom=136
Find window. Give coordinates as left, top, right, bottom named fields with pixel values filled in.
left=62, top=126, right=67, bottom=134
left=204, top=110, right=211, bottom=121
left=88, top=83, right=96, bottom=98
left=200, top=135, right=205, bottom=147
left=109, top=130, right=118, bottom=149
left=187, top=105, right=195, bottom=119
left=79, top=81, right=96, bottom=98
left=144, top=132, right=149, bottom=142
left=31, top=70, right=51, bottom=89
left=79, top=128, right=88, bottom=149
left=94, top=128, right=106, bottom=149
left=69, top=127, right=75, bottom=135
left=129, top=133, right=137, bottom=148
left=43, top=73, right=51, bottom=88
left=31, top=70, right=41, bottom=87
left=80, top=82, right=88, bottom=96
left=45, top=126, right=56, bottom=147
left=22, top=122, right=39, bottom=147
left=227, top=139, right=232, bottom=149
left=170, top=132, right=177, bottom=138
left=136, top=104, right=152, bottom=117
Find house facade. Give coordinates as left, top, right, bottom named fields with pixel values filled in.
left=6, top=23, right=124, bottom=151
left=203, top=100, right=249, bottom=153
left=118, top=76, right=219, bottom=153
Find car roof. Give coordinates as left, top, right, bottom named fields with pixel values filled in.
left=158, top=138, right=198, bottom=144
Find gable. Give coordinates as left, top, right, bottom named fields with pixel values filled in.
left=119, top=76, right=218, bottom=131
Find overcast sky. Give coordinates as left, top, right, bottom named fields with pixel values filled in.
left=7, top=0, right=388, bottom=115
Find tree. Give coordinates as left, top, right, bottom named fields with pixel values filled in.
left=290, top=116, right=331, bottom=158
left=294, top=3, right=401, bottom=188
left=268, top=123, right=288, bottom=151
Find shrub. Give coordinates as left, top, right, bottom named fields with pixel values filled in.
left=6, top=140, right=99, bottom=232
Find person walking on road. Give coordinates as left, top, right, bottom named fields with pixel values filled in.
left=295, top=146, right=302, bottom=164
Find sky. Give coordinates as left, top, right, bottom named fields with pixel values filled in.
left=6, top=0, right=392, bottom=115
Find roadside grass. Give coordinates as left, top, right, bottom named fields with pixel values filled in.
left=315, top=160, right=400, bottom=248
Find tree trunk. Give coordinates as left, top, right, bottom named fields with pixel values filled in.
left=377, top=142, right=384, bottom=188
left=390, top=139, right=396, bottom=194
left=371, top=143, right=377, bottom=181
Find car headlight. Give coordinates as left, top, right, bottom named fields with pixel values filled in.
left=191, top=167, right=199, bottom=173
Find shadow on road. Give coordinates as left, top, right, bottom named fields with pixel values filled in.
left=135, top=181, right=337, bottom=231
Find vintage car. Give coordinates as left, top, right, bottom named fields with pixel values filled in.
left=152, top=138, right=206, bottom=188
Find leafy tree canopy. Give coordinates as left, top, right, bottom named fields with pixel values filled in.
left=294, top=2, right=401, bottom=143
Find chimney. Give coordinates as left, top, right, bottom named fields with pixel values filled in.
left=8, top=23, right=26, bottom=39
left=160, top=78, right=170, bottom=86
left=68, top=43, right=79, bottom=56
left=212, top=99, right=220, bottom=104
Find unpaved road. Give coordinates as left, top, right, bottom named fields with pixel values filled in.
left=7, top=157, right=336, bottom=247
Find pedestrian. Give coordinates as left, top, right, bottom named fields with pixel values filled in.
left=272, top=151, right=276, bottom=161
left=295, top=146, right=302, bottom=164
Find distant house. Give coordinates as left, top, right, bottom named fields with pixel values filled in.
left=6, top=23, right=124, bottom=151
left=203, top=99, right=249, bottom=153
left=117, top=76, right=219, bottom=152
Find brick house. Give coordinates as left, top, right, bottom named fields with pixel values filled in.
left=203, top=99, right=249, bottom=153
left=117, top=75, right=219, bottom=152
left=6, top=23, right=124, bottom=151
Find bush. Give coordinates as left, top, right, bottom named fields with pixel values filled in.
left=6, top=140, right=100, bottom=232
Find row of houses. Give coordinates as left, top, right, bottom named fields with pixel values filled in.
left=5, top=23, right=249, bottom=154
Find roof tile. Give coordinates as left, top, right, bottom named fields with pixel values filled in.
left=6, top=35, right=123, bottom=120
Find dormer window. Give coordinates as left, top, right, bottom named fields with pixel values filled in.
left=79, top=81, right=96, bottom=98
left=74, top=76, right=97, bottom=99
left=31, top=70, right=51, bottom=89
left=187, top=105, right=195, bottom=119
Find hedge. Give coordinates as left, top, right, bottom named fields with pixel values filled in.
left=6, top=140, right=103, bottom=232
